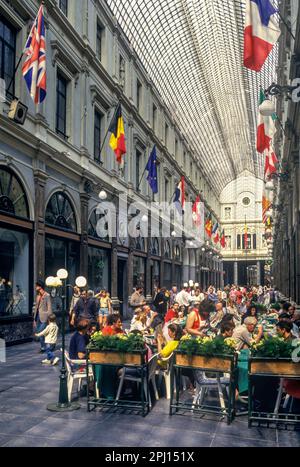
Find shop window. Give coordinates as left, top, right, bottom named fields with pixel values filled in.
left=133, top=256, right=146, bottom=289
left=164, top=262, right=172, bottom=290
left=151, top=237, right=160, bottom=256
left=88, top=246, right=110, bottom=292
left=88, top=209, right=109, bottom=241
left=45, top=237, right=79, bottom=312
left=134, top=235, right=145, bottom=251
left=45, top=192, right=77, bottom=232
left=164, top=240, right=172, bottom=259
left=0, top=228, right=30, bottom=317
left=0, top=167, right=29, bottom=219
left=174, top=244, right=181, bottom=261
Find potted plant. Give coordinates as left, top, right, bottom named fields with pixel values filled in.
left=250, top=337, right=300, bottom=376
left=175, top=336, right=237, bottom=372
left=87, top=333, right=147, bottom=366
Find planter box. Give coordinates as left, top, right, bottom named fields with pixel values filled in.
left=88, top=349, right=146, bottom=366
left=175, top=353, right=234, bottom=372
left=250, top=358, right=300, bottom=376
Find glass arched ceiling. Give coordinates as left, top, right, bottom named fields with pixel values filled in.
left=106, top=0, right=279, bottom=196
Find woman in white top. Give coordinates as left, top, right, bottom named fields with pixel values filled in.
left=130, top=308, right=148, bottom=334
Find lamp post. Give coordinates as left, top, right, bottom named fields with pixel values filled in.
left=46, top=271, right=87, bottom=412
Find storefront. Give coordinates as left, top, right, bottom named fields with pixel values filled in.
left=45, top=191, right=80, bottom=312
left=0, top=166, right=34, bottom=343
left=163, top=240, right=172, bottom=290
left=87, top=209, right=111, bottom=292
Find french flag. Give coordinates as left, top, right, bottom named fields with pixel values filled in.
left=244, top=0, right=281, bottom=72
left=174, top=177, right=185, bottom=213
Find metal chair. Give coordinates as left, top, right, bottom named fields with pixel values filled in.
left=116, top=353, right=159, bottom=409
left=64, top=350, right=96, bottom=401
left=192, top=371, right=230, bottom=413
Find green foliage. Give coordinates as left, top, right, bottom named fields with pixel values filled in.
left=251, top=336, right=294, bottom=359
left=270, top=303, right=281, bottom=311
left=251, top=302, right=268, bottom=313
left=177, top=336, right=236, bottom=357
left=87, top=332, right=145, bottom=353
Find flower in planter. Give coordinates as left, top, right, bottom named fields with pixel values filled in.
left=224, top=338, right=237, bottom=350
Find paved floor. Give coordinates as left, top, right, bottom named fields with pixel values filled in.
left=0, top=340, right=300, bottom=447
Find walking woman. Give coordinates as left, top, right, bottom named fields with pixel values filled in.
left=96, top=290, right=112, bottom=329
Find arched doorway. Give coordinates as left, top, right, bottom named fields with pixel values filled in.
left=45, top=191, right=79, bottom=312
left=0, top=166, right=32, bottom=320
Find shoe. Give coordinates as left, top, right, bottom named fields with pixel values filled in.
left=52, top=357, right=60, bottom=366
left=39, top=349, right=46, bottom=354
left=42, top=359, right=51, bottom=365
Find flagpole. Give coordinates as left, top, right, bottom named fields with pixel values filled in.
left=137, top=165, right=148, bottom=192
left=99, top=104, right=120, bottom=159
left=7, top=1, right=45, bottom=98
left=276, top=10, right=296, bottom=40
left=7, top=54, right=24, bottom=98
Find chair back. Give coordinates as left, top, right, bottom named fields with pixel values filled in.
left=64, top=349, right=72, bottom=374
left=148, top=353, right=159, bottom=380
left=159, top=352, right=175, bottom=375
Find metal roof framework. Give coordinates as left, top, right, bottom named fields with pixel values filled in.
left=106, top=0, right=279, bottom=195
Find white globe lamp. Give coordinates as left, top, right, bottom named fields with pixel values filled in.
left=76, top=276, right=87, bottom=288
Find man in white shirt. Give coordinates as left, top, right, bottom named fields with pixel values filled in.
left=175, top=285, right=192, bottom=309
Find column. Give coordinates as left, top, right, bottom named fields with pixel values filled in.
left=79, top=192, right=90, bottom=279
left=146, top=215, right=152, bottom=302
left=220, top=262, right=224, bottom=288
left=34, top=170, right=48, bottom=282
left=234, top=261, right=238, bottom=285
left=256, top=261, right=261, bottom=286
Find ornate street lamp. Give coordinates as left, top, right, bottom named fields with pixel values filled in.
left=47, top=270, right=87, bottom=412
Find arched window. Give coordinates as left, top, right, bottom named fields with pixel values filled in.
left=0, top=166, right=29, bottom=219
left=88, top=209, right=109, bottom=241
left=45, top=192, right=77, bottom=232
left=174, top=244, right=181, bottom=261
left=164, top=240, right=172, bottom=259
left=151, top=237, right=160, bottom=256
left=134, top=235, right=145, bottom=251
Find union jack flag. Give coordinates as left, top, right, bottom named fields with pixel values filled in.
left=22, top=5, right=47, bottom=104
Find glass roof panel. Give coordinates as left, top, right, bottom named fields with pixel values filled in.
left=106, top=0, right=279, bottom=195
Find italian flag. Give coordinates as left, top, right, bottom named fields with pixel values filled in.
left=257, top=89, right=277, bottom=154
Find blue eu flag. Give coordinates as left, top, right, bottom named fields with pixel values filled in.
left=146, top=145, right=158, bottom=194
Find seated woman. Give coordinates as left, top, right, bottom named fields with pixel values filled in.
left=130, top=308, right=148, bottom=334
left=164, top=302, right=180, bottom=324
left=157, top=323, right=184, bottom=367
left=241, top=304, right=259, bottom=324
left=185, top=300, right=214, bottom=337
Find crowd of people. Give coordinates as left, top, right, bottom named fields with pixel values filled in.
left=33, top=279, right=300, bottom=405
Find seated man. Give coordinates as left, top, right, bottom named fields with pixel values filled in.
left=69, top=320, right=90, bottom=360
left=233, top=317, right=263, bottom=351
left=220, top=322, right=235, bottom=339
left=276, top=321, right=294, bottom=342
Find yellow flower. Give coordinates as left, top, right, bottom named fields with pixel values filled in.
left=224, top=338, right=237, bottom=349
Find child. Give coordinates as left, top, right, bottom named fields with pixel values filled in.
left=35, top=314, right=59, bottom=366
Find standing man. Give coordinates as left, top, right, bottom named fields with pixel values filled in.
left=33, top=280, right=52, bottom=353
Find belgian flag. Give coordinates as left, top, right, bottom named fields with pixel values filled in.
left=109, top=104, right=126, bottom=164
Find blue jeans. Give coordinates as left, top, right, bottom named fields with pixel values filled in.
left=45, top=344, right=56, bottom=362
left=36, top=317, right=47, bottom=350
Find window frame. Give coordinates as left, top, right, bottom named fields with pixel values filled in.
left=0, top=16, right=16, bottom=97
left=56, top=72, right=68, bottom=140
